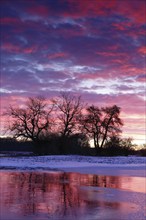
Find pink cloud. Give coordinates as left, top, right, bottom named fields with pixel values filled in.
left=63, top=0, right=116, bottom=18
left=120, top=65, right=143, bottom=76
left=110, top=59, right=124, bottom=64
left=95, top=49, right=144, bottom=79
left=59, top=0, right=145, bottom=25
left=1, top=43, right=21, bottom=53
left=138, top=46, right=146, bottom=55
left=117, top=0, right=146, bottom=24
left=95, top=51, right=125, bottom=57
left=47, top=52, right=68, bottom=59
left=23, top=45, right=38, bottom=54
left=1, top=42, right=38, bottom=54
left=112, top=22, right=132, bottom=31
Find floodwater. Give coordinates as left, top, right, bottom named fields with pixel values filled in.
left=0, top=171, right=145, bottom=220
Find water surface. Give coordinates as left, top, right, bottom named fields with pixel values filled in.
left=0, top=171, right=145, bottom=220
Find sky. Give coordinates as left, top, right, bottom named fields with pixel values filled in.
left=0, top=0, right=146, bottom=145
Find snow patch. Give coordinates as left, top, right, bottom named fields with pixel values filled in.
left=0, top=155, right=145, bottom=173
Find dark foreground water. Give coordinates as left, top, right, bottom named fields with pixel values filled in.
left=0, top=171, right=145, bottom=220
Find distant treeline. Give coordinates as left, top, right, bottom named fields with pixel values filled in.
left=0, top=136, right=146, bottom=157
left=0, top=134, right=92, bottom=155
left=0, top=137, right=33, bottom=152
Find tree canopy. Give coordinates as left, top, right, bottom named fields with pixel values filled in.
left=6, top=97, right=54, bottom=143
left=80, top=105, right=123, bottom=153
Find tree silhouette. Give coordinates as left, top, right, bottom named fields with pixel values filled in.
left=53, top=92, right=83, bottom=137
left=81, top=105, right=123, bottom=154
left=4, top=94, right=125, bottom=155
left=100, top=105, right=123, bottom=148
left=52, top=92, right=84, bottom=153
left=6, top=97, right=54, bottom=153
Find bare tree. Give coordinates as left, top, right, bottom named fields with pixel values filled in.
left=52, top=93, right=84, bottom=153
left=100, top=105, right=123, bottom=148
left=80, top=105, right=102, bottom=149
left=6, top=97, right=54, bottom=145
left=81, top=105, right=123, bottom=153
left=53, top=93, right=83, bottom=137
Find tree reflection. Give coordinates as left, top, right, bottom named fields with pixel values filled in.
left=0, top=171, right=138, bottom=219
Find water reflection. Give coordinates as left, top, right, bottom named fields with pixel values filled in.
left=0, top=171, right=145, bottom=220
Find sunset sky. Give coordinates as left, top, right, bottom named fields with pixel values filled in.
left=1, top=0, right=146, bottom=145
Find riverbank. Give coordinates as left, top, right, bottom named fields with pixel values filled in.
left=0, top=155, right=145, bottom=177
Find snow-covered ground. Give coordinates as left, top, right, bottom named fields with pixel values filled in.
left=0, top=155, right=146, bottom=177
